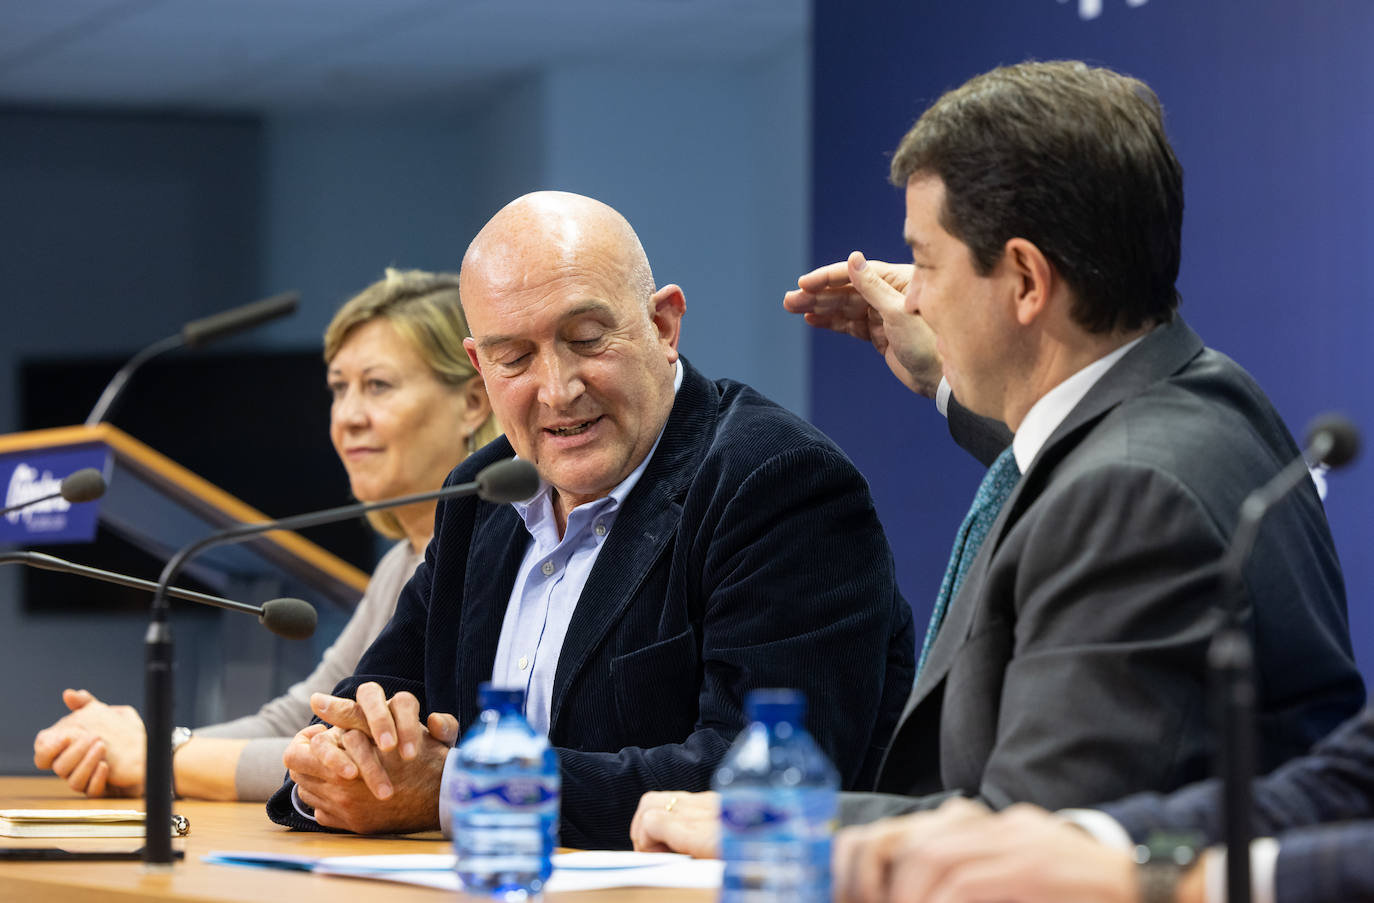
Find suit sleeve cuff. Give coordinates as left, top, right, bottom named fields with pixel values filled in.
left=1058, top=809, right=1134, bottom=850
left=936, top=377, right=952, bottom=417
left=438, top=746, right=457, bottom=839
left=1204, top=839, right=1278, bottom=903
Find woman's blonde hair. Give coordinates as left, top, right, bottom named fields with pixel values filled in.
left=325, top=268, right=500, bottom=539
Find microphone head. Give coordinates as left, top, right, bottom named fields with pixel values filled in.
left=475, top=458, right=540, bottom=503
left=181, top=291, right=300, bottom=348
left=1305, top=413, right=1361, bottom=469
left=60, top=468, right=107, bottom=503
left=258, top=597, right=317, bottom=640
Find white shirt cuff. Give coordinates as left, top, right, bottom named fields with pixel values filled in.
left=290, top=784, right=318, bottom=823
left=1058, top=808, right=1134, bottom=850
left=437, top=746, right=458, bottom=838
left=936, top=377, right=952, bottom=417
left=1205, top=839, right=1279, bottom=903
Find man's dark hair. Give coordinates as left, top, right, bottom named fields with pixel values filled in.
left=891, top=60, right=1183, bottom=334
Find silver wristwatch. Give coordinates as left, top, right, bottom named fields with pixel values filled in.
left=170, top=726, right=193, bottom=756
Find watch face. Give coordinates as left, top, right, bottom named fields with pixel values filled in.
left=171, top=727, right=192, bottom=751
left=1138, top=830, right=1203, bottom=866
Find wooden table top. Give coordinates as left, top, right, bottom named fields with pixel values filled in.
left=0, top=776, right=714, bottom=902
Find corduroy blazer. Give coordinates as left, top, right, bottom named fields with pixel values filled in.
left=269, top=358, right=914, bottom=848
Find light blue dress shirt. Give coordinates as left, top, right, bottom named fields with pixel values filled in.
left=490, top=447, right=652, bottom=733
left=436, top=360, right=682, bottom=836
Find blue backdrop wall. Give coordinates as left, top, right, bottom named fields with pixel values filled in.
left=808, top=0, right=1374, bottom=680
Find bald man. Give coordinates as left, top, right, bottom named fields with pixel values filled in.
left=266, top=191, right=915, bottom=848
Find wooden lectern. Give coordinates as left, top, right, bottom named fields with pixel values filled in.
left=0, top=423, right=368, bottom=606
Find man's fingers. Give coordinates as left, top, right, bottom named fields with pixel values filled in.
left=845, top=823, right=898, bottom=903
left=355, top=682, right=400, bottom=752
left=629, top=792, right=721, bottom=858
left=341, top=729, right=394, bottom=800
left=852, top=801, right=998, bottom=903
left=387, top=692, right=422, bottom=760
left=846, top=251, right=908, bottom=311
left=796, top=259, right=858, bottom=293
left=427, top=712, right=461, bottom=747
left=835, top=817, right=930, bottom=903
left=62, top=688, right=97, bottom=712
left=309, top=728, right=360, bottom=781
left=310, top=692, right=368, bottom=732
left=284, top=731, right=331, bottom=780
left=294, top=780, right=337, bottom=826
left=635, top=806, right=720, bottom=858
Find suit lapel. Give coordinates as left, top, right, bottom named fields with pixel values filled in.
left=547, top=360, right=717, bottom=731
left=893, top=317, right=1206, bottom=723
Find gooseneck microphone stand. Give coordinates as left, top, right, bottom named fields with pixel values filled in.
left=1210, top=416, right=1358, bottom=903
left=142, top=459, right=539, bottom=866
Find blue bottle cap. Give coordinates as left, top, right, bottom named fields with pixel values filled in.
left=477, top=683, right=525, bottom=711
left=745, top=688, right=806, bottom=725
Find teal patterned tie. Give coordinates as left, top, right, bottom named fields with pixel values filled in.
left=916, top=446, right=1021, bottom=681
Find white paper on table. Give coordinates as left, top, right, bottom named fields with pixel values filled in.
left=546, top=855, right=723, bottom=891
left=302, top=850, right=723, bottom=891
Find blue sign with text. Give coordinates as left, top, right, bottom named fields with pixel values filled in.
left=0, top=447, right=108, bottom=545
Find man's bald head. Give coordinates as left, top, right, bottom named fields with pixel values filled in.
left=457, top=191, right=685, bottom=527
left=461, top=191, right=656, bottom=312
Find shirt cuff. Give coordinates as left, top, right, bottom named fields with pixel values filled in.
left=1058, top=808, right=1134, bottom=850
left=936, top=377, right=952, bottom=417
left=1204, top=839, right=1278, bottom=903
left=437, top=747, right=458, bottom=838
left=290, top=784, right=318, bottom=823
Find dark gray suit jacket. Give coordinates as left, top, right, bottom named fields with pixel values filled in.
left=1104, top=706, right=1374, bottom=903
left=844, top=316, right=1364, bottom=823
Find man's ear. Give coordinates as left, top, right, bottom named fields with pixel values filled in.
left=459, top=376, right=491, bottom=436
left=649, top=284, right=686, bottom=361
left=463, top=336, right=483, bottom=375
left=1004, top=237, right=1054, bottom=327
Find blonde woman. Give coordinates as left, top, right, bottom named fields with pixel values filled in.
left=33, top=269, right=499, bottom=801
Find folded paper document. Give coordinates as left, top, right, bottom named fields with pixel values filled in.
left=0, top=809, right=189, bottom=839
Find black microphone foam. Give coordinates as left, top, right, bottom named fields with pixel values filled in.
left=258, top=597, right=317, bottom=640
left=1305, top=413, right=1360, bottom=469
left=180, top=291, right=300, bottom=348
left=475, top=458, right=540, bottom=503
left=59, top=468, right=106, bottom=503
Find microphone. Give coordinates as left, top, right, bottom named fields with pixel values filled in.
left=1213, top=412, right=1360, bottom=903
left=0, top=551, right=316, bottom=640
left=141, top=456, right=539, bottom=866
left=84, top=291, right=300, bottom=426
left=1304, top=414, right=1360, bottom=470
left=0, top=467, right=107, bottom=518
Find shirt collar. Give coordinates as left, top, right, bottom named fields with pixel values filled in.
left=511, top=358, right=684, bottom=530
left=1011, top=331, right=1150, bottom=474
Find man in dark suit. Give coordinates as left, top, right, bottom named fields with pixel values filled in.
left=827, top=706, right=1374, bottom=903
left=630, top=59, right=1362, bottom=850
left=265, top=190, right=915, bottom=848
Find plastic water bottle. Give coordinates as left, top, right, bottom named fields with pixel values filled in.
left=448, top=684, right=560, bottom=900
left=714, top=688, right=839, bottom=903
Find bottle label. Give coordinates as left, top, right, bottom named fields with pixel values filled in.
left=720, top=799, right=789, bottom=832
left=451, top=774, right=559, bottom=809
